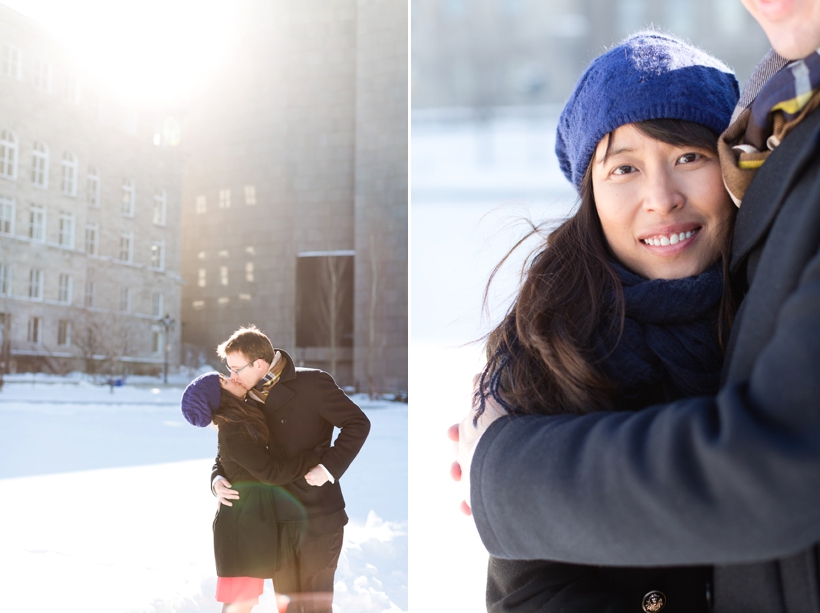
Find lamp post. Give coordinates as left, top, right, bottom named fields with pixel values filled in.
left=160, top=314, right=175, bottom=384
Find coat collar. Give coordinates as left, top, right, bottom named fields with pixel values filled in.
left=259, top=348, right=296, bottom=410
left=731, top=107, right=820, bottom=272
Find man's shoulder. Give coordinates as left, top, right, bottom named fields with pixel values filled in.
left=293, top=366, right=334, bottom=384
left=287, top=367, right=344, bottom=394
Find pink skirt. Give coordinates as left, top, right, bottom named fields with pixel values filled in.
left=215, top=576, right=264, bottom=604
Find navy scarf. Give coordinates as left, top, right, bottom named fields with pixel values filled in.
left=598, top=263, right=724, bottom=399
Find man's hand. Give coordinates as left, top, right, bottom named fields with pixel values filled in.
left=305, top=465, right=330, bottom=487
left=450, top=379, right=507, bottom=515
left=214, top=478, right=240, bottom=507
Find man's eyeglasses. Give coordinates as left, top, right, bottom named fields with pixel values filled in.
left=226, top=360, right=255, bottom=376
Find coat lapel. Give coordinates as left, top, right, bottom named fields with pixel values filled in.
left=731, top=108, right=820, bottom=272
left=264, top=381, right=295, bottom=411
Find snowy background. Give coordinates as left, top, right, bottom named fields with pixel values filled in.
left=0, top=373, right=407, bottom=613
left=409, top=108, right=576, bottom=611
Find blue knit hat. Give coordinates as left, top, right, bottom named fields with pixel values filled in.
left=181, top=372, right=221, bottom=427
left=556, top=31, right=739, bottom=191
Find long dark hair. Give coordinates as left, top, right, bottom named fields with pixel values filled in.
left=211, top=388, right=270, bottom=443
left=476, top=118, right=737, bottom=418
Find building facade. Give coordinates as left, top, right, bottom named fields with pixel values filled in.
left=0, top=5, right=184, bottom=376
left=180, top=0, right=408, bottom=393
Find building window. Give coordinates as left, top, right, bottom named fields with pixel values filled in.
left=0, top=130, right=18, bottom=179
left=64, top=75, right=81, bottom=105
left=217, top=297, right=229, bottom=305
left=84, top=280, right=95, bottom=307
left=0, top=263, right=10, bottom=295
left=29, top=268, right=44, bottom=300
left=120, top=287, right=131, bottom=312
left=244, top=185, right=256, bottom=205
left=58, top=273, right=72, bottom=303
left=33, top=59, right=52, bottom=93
left=220, top=266, right=228, bottom=286
left=218, top=189, right=231, bottom=209
left=121, top=178, right=135, bottom=217
left=58, top=212, right=75, bottom=248
left=3, top=44, right=21, bottom=79
left=197, top=251, right=206, bottom=260
left=245, top=246, right=255, bottom=255
left=31, top=141, right=49, bottom=188
left=0, top=196, right=14, bottom=233
left=86, top=166, right=100, bottom=207
left=195, top=195, right=206, bottom=214
left=152, top=328, right=162, bottom=353
left=57, top=320, right=71, bottom=346
left=239, top=293, right=251, bottom=301
left=27, top=317, right=41, bottom=344
left=150, top=240, right=165, bottom=269
left=295, top=253, right=354, bottom=348
left=153, top=189, right=166, bottom=225
left=218, top=250, right=229, bottom=258
left=192, top=300, right=204, bottom=310
left=85, top=223, right=98, bottom=255
left=119, top=233, right=133, bottom=262
left=61, top=151, right=78, bottom=196
left=28, top=205, right=45, bottom=241
left=197, top=268, right=206, bottom=287
left=245, top=261, right=254, bottom=282
left=152, top=292, right=163, bottom=318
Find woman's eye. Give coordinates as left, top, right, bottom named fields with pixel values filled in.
left=677, top=152, right=702, bottom=164
left=612, top=165, right=636, bottom=175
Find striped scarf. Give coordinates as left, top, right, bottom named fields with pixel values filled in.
left=247, top=350, right=287, bottom=403
left=719, top=49, right=820, bottom=205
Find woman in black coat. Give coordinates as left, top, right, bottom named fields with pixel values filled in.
left=182, top=372, right=321, bottom=613
left=469, top=32, right=741, bottom=612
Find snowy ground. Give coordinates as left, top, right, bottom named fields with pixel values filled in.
left=0, top=375, right=407, bottom=613
left=409, top=109, right=575, bottom=611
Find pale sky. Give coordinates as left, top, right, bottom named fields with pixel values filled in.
left=1, top=0, right=238, bottom=106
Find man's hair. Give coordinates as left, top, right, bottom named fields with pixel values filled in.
left=216, top=325, right=275, bottom=365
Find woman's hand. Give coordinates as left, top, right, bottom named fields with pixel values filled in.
left=449, top=376, right=507, bottom=515
left=305, top=465, right=330, bottom=486
left=214, top=477, right=240, bottom=506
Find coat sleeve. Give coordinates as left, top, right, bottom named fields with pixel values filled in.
left=312, top=371, right=371, bottom=480
left=220, top=426, right=321, bottom=485
left=471, top=245, right=820, bottom=566
left=487, top=557, right=629, bottom=613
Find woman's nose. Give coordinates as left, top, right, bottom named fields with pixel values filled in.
left=642, top=170, right=684, bottom=214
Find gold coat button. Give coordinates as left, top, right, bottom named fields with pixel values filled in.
left=642, top=591, right=666, bottom=613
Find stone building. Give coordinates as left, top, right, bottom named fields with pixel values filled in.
left=412, top=0, right=771, bottom=109
left=179, top=0, right=407, bottom=393
left=0, top=4, right=184, bottom=376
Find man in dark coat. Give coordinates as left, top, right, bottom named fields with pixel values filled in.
left=454, top=2, right=820, bottom=611
left=212, top=326, right=370, bottom=613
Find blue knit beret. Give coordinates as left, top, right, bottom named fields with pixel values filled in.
left=556, top=31, right=739, bottom=191
left=181, top=372, right=221, bottom=427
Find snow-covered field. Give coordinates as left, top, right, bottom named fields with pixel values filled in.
left=0, top=375, right=407, bottom=613
left=409, top=109, right=575, bottom=611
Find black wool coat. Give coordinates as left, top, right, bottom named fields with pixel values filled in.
left=213, top=350, right=371, bottom=537
left=471, top=106, right=820, bottom=612
left=487, top=374, right=712, bottom=613
left=213, top=420, right=320, bottom=578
